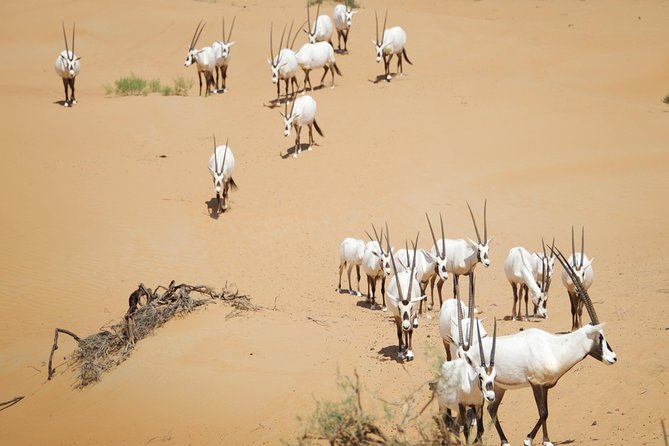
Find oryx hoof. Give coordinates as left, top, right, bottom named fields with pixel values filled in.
left=427, top=304, right=433, bottom=311
left=382, top=306, right=387, bottom=312
left=349, top=290, right=360, bottom=297
left=397, top=351, right=405, bottom=360
left=405, top=350, right=414, bottom=361
left=71, top=99, right=77, bottom=104
left=543, top=443, right=553, bottom=446
left=523, top=438, right=532, bottom=446
left=386, top=74, right=392, bottom=81
left=413, top=318, right=419, bottom=329
left=64, top=101, right=70, bottom=107
left=307, top=145, right=313, bottom=151
left=292, top=153, right=298, bottom=159
left=370, top=303, right=376, bottom=310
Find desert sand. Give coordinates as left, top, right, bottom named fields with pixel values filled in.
left=1, top=0, right=668, bottom=444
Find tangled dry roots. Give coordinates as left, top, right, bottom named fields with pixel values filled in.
left=49, top=281, right=254, bottom=388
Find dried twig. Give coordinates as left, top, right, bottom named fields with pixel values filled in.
left=47, top=328, right=81, bottom=380
left=0, top=396, right=24, bottom=412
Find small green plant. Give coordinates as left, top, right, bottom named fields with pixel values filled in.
left=172, top=76, right=194, bottom=96
left=114, top=73, right=149, bottom=96
left=161, top=85, right=174, bottom=96
left=148, top=78, right=162, bottom=94
left=104, top=75, right=193, bottom=97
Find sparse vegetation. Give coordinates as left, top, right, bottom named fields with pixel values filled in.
left=103, top=74, right=194, bottom=97
left=308, top=0, right=361, bottom=7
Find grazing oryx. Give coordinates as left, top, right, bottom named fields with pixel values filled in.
left=295, top=40, right=342, bottom=91
left=385, top=232, right=426, bottom=361
left=184, top=21, right=216, bottom=96
left=436, top=283, right=497, bottom=444
left=211, top=16, right=236, bottom=93
left=55, top=23, right=80, bottom=107
left=305, top=2, right=334, bottom=46
left=337, top=237, right=365, bottom=296
left=372, top=11, right=412, bottom=82
left=332, top=3, right=357, bottom=53
left=361, top=225, right=393, bottom=310
left=504, top=246, right=548, bottom=321
left=268, top=23, right=300, bottom=103
left=469, top=246, right=616, bottom=446
left=280, top=94, right=323, bottom=158
left=561, top=227, right=595, bottom=331
left=424, top=213, right=450, bottom=310
left=430, top=201, right=492, bottom=306
left=529, top=238, right=556, bottom=315
left=207, top=136, right=237, bottom=214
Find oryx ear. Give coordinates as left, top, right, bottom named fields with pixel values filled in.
left=303, top=28, right=309, bottom=34
left=468, top=238, right=478, bottom=247
left=75, top=57, right=81, bottom=61
left=351, top=10, right=359, bottom=15
left=371, top=39, right=377, bottom=45
left=279, top=112, right=286, bottom=118
left=60, top=54, right=67, bottom=60
left=228, top=41, right=236, bottom=47
left=267, top=58, right=272, bottom=65
left=411, top=294, right=427, bottom=304
left=371, top=251, right=381, bottom=258
left=293, top=113, right=301, bottom=119
left=584, top=258, right=594, bottom=270
left=421, top=249, right=437, bottom=263
left=486, top=237, right=494, bottom=245
left=462, top=351, right=476, bottom=368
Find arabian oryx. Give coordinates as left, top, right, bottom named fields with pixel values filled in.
left=305, top=2, right=334, bottom=46
left=372, top=11, right=412, bottom=82
left=385, top=231, right=426, bottom=362
left=211, top=16, right=236, bottom=93
left=55, top=23, right=80, bottom=107
left=468, top=245, right=616, bottom=446
left=337, top=237, right=365, bottom=296
left=332, top=3, right=358, bottom=53
left=268, top=23, right=300, bottom=103
left=438, top=289, right=488, bottom=362
left=184, top=21, right=216, bottom=96
left=504, top=245, right=548, bottom=320
left=430, top=201, right=492, bottom=307
left=207, top=136, right=237, bottom=214
left=280, top=94, right=323, bottom=158
left=561, top=227, right=595, bottom=331
left=435, top=280, right=497, bottom=445
left=361, top=224, right=393, bottom=310
left=295, top=40, right=342, bottom=91
left=529, top=238, right=556, bottom=316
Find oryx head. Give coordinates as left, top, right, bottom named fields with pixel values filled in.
left=571, top=226, right=594, bottom=283
left=466, top=200, right=492, bottom=268
left=521, top=246, right=548, bottom=318
left=305, top=2, right=321, bottom=44
left=280, top=97, right=298, bottom=136
left=185, top=21, right=206, bottom=67
left=366, top=224, right=393, bottom=277
left=214, top=16, right=236, bottom=59
left=268, top=22, right=288, bottom=84
left=387, top=231, right=424, bottom=332
left=60, top=22, right=80, bottom=77
left=371, top=10, right=389, bottom=62
left=426, top=212, right=449, bottom=281
left=211, top=135, right=230, bottom=211
left=456, top=275, right=497, bottom=403
left=343, top=4, right=358, bottom=28
left=552, top=245, right=616, bottom=365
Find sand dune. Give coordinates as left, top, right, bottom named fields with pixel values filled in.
left=1, top=0, right=668, bottom=444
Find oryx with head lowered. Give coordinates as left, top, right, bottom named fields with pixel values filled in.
left=561, top=226, right=595, bottom=331
left=55, top=22, right=80, bottom=107
left=207, top=135, right=237, bottom=214
left=361, top=224, right=393, bottom=310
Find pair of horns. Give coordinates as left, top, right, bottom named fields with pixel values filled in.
left=466, top=200, right=488, bottom=245
left=374, top=10, right=388, bottom=44
left=455, top=267, right=497, bottom=366
left=222, top=16, right=235, bottom=43
left=62, top=22, right=76, bottom=59
left=540, top=237, right=555, bottom=292
left=425, top=213, right=446, bottom=260
left=306, top=1, right=321, bottom=35
left=551, top=245, right=599, bottom=325
left=190, top=20, right=206, bottom=50
left=364, top=223, right=388, bottom=257
left=212, top=134, right=230, bottom=176
left=571, top=226, right=586, bottom=269
left=269, top=21, right=302, bottom=63
left=385, top=225, right=419, bottom=305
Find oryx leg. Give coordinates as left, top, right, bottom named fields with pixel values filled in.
left=568, top=290, right=578, bottom=331
left=330, top=63, right=336, bottom=87
left=355, top=265, right=361, bottom=294
left=523, top=284, right=530, bottom=321
left=442, top=338, right=452, bottom=360
left=222, top=180, right=229, bottom=211
left=343, top=29, right=349, bottom=52
left=62, top=78, right=70, bottom=106
left=338, top=261, right=345, bottom=290
left=380, top=277, right=387, bottom=311
left=346, top=264, right=354, bottom=294
left=69, top=78, right=76, bottom=104
left=307, top=123, right=314, bottom=149
left=405, top=329, right=414, bottom=361
left=511, top=283, right=519, bottom=320
left=397, top=52, right=403, bottom=76
left=319, top=65, right=329, bottom=86
left=576, top=299, right=584, bottom=330
left=395, top=317, right=405, bottom=360
left=294, top=125, right=302, bottom=158
left=215, top=67, right=220, bottom=91
left=369, top=276, right=377, bottom=309
left=526, top=385, right=551, bottom=446
left=276, top=79, right=281, bottom=102
left=291, top=77, right=299, bottom=98
left=459, top=404, right=470, bottom=443
left=221, top=65, right=228, bottom=92
left=475, top=404, right=486, bottom=444
left=336, top=30, right=342, bottom=51
left=303, top=69, right=311, bottom=91
left=197, top=71, right=203, bottom=96
left=488, top=387, right=510, bottom=446
left=452, top=274, right=460, bottom=302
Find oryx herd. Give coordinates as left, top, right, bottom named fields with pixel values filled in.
left=55, top=3, right=412, bottom=214
left=337, top=203, right=616, bottom=446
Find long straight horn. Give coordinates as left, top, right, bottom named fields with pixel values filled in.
left=440, top=213, right=446, bottom=259
left=278, top=24, right=287, bottom=56
left=466, top=201, right=482, bottom=244
left=542, top=237, right=547, bottom=259
left=576, top=226, right=585, bottom=269
left=286, top=21, right=294, bottom=49
left=220, top=137, right=229, bottom=175
left=62, top=22, right=70, bottom=56
left=315, top=1, right=321, bottom=31
left=371, top=223, right=381, bottom=248
left=456, top=289, right=465, bottom=349
left=213, top=134, right=218, bottom=173
left=227, top=16, right=236, bottom=42
left=269, top=23, right=275, bottom=61
left=483, top=199, right=488, bottom=242
left=552, top=246, right=600, bottom=324
left=307, top=3, right=311, bottom=34
left=571, top=226, right=576, bottom=267
left=406, top=233, right=419, bottom=302
left=374, top=10, right=379, bottom=43
left=364, top=230, right=374, bottom=242
left=467, top=269, right=475, bottom=350
left=382, top=10, right=388, bottom=39
left=490, top=318, right=497, bottom=366
left=291, top=20, right=307, bottom=49
left=476, top=318, right=485, bottom=367
left=385, top=227, right=404, bottom=303
left=193, top=21, right=206, bottom=48
left=404, top=240, right=410, bottom=268
left=222, top=17, right=226, bottom=41
left=71, top=22, right=76, bottom=57
left=550, top=237, right=556, bottom=260
left=190, top=20, right=203, bottom=49
left=425, top=213, right=439, bottom=255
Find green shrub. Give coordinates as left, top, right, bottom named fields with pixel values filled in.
left=173, top=77, right=194, bottom=96
left=114, top=73, right=148, bottom=96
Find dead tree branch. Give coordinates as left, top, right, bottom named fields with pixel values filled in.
left=47, top=328, right=81, bottom=380
left=0, top=396, right=24, bottom=412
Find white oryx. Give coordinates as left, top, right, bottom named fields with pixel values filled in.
left=504, top=246, right=548, bottom=320
left=55, top=23, right=80, bottom=107
left=438, top=292, right=488, bottom=361
left=529, top=238, right=556, bottom=315
left=337, top=237, right=365, bottom=296
left=295, top=39, right=342, bottom=91
left=372, top=11, right=412, bottom=82
left=280, top=94, right=323, bottom=158
left=469, top=246, right=616, bottom=446
left=268, top=23, right=300, bottom=103
left=207, top=135, right=237, bottom=214
left=385, top=232, right=426, bottom=362
left=305, top=2, right=334, bottom=46
left=561, top=227, right=595, bottom=331
left=361, top=224, right=393, bottom=310
left=211, top=16, right=236, bottom=93
left=430, top=201, right=492, bottom=306
left=332, top=3, right=357, bottom=53
left=436, top=284, right=497, bottom=445
left=184, top=21, right=216, bottom=96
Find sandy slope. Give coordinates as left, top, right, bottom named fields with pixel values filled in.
left=1, top=0, right=668, bottom=444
